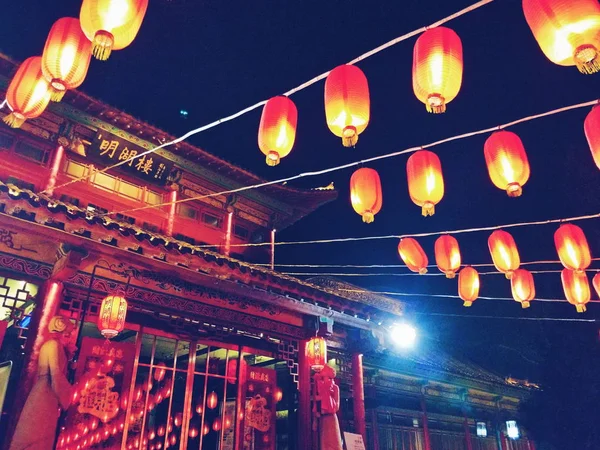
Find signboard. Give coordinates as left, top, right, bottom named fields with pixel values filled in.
left=344, top=432, right=367, bottom=450
left=242, top=366, right=277, bottom=450
left=87, top=131, right=175, bottom=185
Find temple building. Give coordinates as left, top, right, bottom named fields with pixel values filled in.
left=0, top=52, right=536, bottom=450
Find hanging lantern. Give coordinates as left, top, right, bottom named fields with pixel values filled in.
left=406, top=150, right=444, bottom=216
left=434, top=234, right=461, bottom=278
left=412, top=27, right=463, bottom=113
left=274, top=387, right=283, bottom=402
left=350, top=168, right=383, bottom=223
left=488, top=230, right=520, bottom=279
left=306, top=336, right=327, bottom=371
left=207, top=391, right=218, bottom=409
left=592, top=272, right=600, bottom=297
left=484, top=131, right=531, bottom=197
left=458, top=266, right=480, bottom=307
left=522, top=0, right=600, bottom=74
left=98, top=295, right=128, bottom=339
left=511, top=269, right=536, bottom=309
left=554, top=224, right=591, bottom=272
left=41, top=17, right=92, bottom=102
left=203, top=424, right=210, bottom=436
left=398, top=238, right=428, bottom=274
left=212, top=417, right=222, bottom=432
left=80, top=0, right=149, bottom=61
left=188, top=428, right=198, bottom=439
left=561, top=269, right=591, bottom=312
left=585, top=105, right=600, bottom=169
left=153, top=362, right=166, bottom=382
left=258, top=96, right=298, bottom=166
left=3, top=57, right=52, bottom=129
left=324, top=64, right=370, bottom=147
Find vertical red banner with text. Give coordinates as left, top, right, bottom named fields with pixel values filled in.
left=241, top=366, right=276, bottom=450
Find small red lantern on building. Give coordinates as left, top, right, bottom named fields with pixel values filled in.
left=203, top=424, right=210, bottom=436
left=434, top=234, right=461, bottom=278
left=561, top=269, right=591, bottom=312
left=350, top=168, right=383, bottom=223
left=154, top=362, right=167, bottom=382
left=324, top=64, right=370, bottom=147
left=584, top=105, right=600, bottom=169
left=488, top=230, right=520, bottom=279
left=511, top=268, right=536, bottom=309
left=207, top=391, right=218, bottom=409
left=458, top=266, right=480, bottom=307
left=484, top=131, right=531, bottom=197
left=212, top=417, right=222, bottom=432
left=306, top=336, right=327, bottom=371
left=412, top=27, right=463, bottom=113
left=258, top=96, right=298, bottom=166
left=406, top=150, right=444, bottom=216
left=98, top=295, right=127, bottom=339
left=41, top=17, right=92, bottom=102
left=80, top=0, right=149, bottom=61
left=554, top=224, right=591, bottom=272
left=398, top=238, right=428, bottom=274
left=3, top=57, right=52, bottom=129
left=522, top=0, right=600, bottom=74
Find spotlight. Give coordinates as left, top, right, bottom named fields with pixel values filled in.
left=390, top=323, right=417, bottom=348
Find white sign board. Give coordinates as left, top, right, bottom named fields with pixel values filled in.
left=343, top=432, right=366, bottom=450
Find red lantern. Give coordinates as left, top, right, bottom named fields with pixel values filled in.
left=350, top=168, right=383, bottom=223
left=274, top=387, right=283, bottom=402
left=188, top=428, right=198, bottom=439
left=306, top=336, right=327, bottom=371
left=484, top=131, right=531, bottom=197
left=592, top=273, right=600, bottom=297
left=258, top=96, right=297, bottom=166
left=207, top=391, right=218, bottom=409
left=554, top=224, right=591, bottom=272
left=434, top=234, right=461, bottom=278
left=41, top=18, right=92, bottom=102
left=203, top=424, right=210, bottom=436
left=585, top=105, right=600, bottom=169
left=561, top=269, right=591, bottom=312
left=458, top=266, right=480, bottom=307
left=80, top=0, right=149, bottom=61
left=3, top=57, right=52, bottom=129
left=98, top=295, right=127, bottom=339
left=511, top=269, right=536, bottom=309
left=212, top=417, right=222, bottom=432
left=412, top=27, right=463, bottom=113
left=406, top=150, right=444, bottom=216
left=398, top=238, right=428, bottom=274
left=522, top=0, right=600, bottom=74
left=324, top=64, right=370, bottom=147
left=154, top=362, right=166, bottom=382
left=488, top=230, right=520, bottom=279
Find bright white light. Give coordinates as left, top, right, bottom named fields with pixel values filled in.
left=477, top=422, right=487, bottom=438
left=390, top=323, right=417, bottom=348
left=506, top=420, right=519, bottom=439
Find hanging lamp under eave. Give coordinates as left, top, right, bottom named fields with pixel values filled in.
left=511, top=268, right=536, bottom=308
left=458, top=266, right=480, bottom=307
left=350, top=167, right=382, bottom=223
left=554, top=224, right=591, bottom=272
left=522, top=0, right=600, bottom=74
left=306, top=336, right=327, bottom=371
left=434, top=234, right=461, bottom=278
left=98, top=295, right=128, bottom=339
left=406, top=149, right=444, bottom=216
left=398, top=238, right=428, bottom=274
left=484, top=130, right=531, bottom=197
left=258, top=96, right=297, bottom=166
left=561, top=268, right=591, bottom=312
left=584, top=104, right=600, bottom=169
left=488, top=230, right=521, bottom=279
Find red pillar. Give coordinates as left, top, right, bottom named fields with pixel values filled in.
left=500, top=431, right=509, bottom=450
left=352, top=353, right=367, bottom=442
left=370, top=409, right=380, bottom=450
left=298, top=340, right=313, bottom=450
left=462, top=411, right=473, bottom=450
left=421, top=394, right=432, bottom=450
left=45, top=144, right=65, bottom=195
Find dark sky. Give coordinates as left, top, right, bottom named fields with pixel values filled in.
left=3, top=0, right=600, bottom=383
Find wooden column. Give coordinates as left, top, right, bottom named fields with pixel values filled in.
left=420, top=393, right=432, bottom=450
left=298, top=340, right=313, bottom=450
left=352, top=353, right=367, bottom=442
left=370, top=409, right=380, bottom=450
left=462, top=411, right=473, bottom=450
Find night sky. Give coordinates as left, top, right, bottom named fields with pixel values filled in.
left=3, top=0, right=600, bottom=443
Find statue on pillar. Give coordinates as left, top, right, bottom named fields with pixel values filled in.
left=313, top=364, right=343, bottom=450
left=9, top=315, right=76, bottom=450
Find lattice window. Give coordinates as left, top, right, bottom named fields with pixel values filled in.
left=0, top=277, right=39, bottom=351
left=276, top=339, right=299, bottom=385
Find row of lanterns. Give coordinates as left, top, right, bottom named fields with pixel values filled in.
left=258, top=0, right=600, bottom=166
left=396, top=224, right=598, bottom=312
left=3, top=0, right=147, bottom=128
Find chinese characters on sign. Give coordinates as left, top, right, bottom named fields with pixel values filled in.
left=88, top=132, right=175, bottom=185
left=242, top=366, right=277, bottom=450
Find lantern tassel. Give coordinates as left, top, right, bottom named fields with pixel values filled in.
left=521, top=301, right=530, bottom=309
left=50, top=87, right=66, bottom=102
left=3, top=112, right=25, bottom=128
left=506, top=183, right=522, bottom=197
left=574, top=45, right=600, bottom=75
left=426, top=94, right=446, bottom=114
left=92, top=31, right=114, bottom=61
left=421, top=202, right=435, bottom=217
left=266, top=151, right=280, bottom=167
left=342, top=125, right=358, bottom=147
left=575, top=304, right=587, bottom=313
left=463, top=301, right=472, bottom=307
left=418, top=267, right=428, bottom=275
left=505, top=271, right=513, bottom=280
left=362, top=212, right=375, bottom=224
left=445, top=272, right=456, bottom=279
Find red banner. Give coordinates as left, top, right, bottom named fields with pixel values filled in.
left=0, top=321, right=6, bottom=349
left=242, top=366, right=277, bottom=450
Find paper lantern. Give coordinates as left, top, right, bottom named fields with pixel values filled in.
left=41, top=17, right=92, bottom=102
left=554, top=224, right=591, bottom=272
left=324, top=64, right=370, bottom=147
left=212, top=417, right=222, bottom=432
left=98, top=295, right=127, bottom=339
left=523, top=0, right=600, bottom=74
left=398, top=238, right=428, bottom=274
left=153, top=362, right=166, bottom=382
left=306, top=336, right=327, bottom=371
left=458, top=266, right=480, bottom=307
left=488, top=230, right=520, bottom=279
left=484, top=131, right=531, bottom=197
left=188, top=428, right=198, bottom=439
left=203, top=424, right=210, bottom=436
left=561, top=269, right=590, bottom=312
left=274, top=387, right=283, bottom=402
left=406, top=150, right=444, bottom=216
left=511, top=269, right=536, bottom=308
left=350, top=168, right=383, bottom=223
left=592, top=272, right=600, bottom=297
left=412, top=26, right=463, bottom=113
left=3, top=57, right=52, bottom=128
left=258, top=96, right=297, bottom=166
left=585, top=105, right=600, bottom=168
left=80, top=0, right=149, bottom=60
left=434, top=234, right=461, bottom=278
left=207, top=391, right=218, bottom=409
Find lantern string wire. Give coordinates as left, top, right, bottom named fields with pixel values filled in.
left=98, top=98, right=598, bottom=218
left=38, top=0, right=495, bottom=196
left=412, top=312, right=596, bottom=322
left=280, top=269, right=593, bottom=277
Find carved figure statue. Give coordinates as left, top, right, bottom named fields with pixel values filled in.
left=9, top=315, right=76, bottom=450
left=313, top=364, right=343, bottom=450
